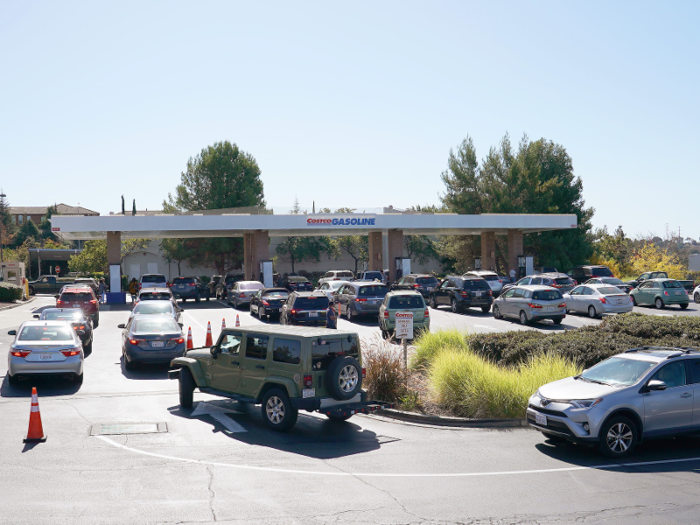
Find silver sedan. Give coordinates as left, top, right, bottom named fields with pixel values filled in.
left=128, top=299, right=182, bottom=324
left=563, top=284, right=633, bottom=318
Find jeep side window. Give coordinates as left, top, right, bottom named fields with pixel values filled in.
left=272, top=338, right=301, bottom=365
left=245, top=335, right=269, bottom=360
left=220, top=333, right=243, bottom=355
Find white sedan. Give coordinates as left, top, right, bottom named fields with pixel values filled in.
left=693, top=285, right=700, bottom=304
left=315, top=280, right=350, bottom=301
left=563, top=284, right=633, bottom=318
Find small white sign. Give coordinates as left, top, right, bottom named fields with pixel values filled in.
left=395, top=312, right=414, bottom=340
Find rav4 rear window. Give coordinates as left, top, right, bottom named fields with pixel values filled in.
left=463, top=280, right=491, bottom=290
left=293, top=297, right=329, bottom=309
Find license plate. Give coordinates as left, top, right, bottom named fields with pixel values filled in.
left=476, top=292, right=482, bottom=297
left=675, top=291, right=682, bottom=296
left=151, top=341, right=165, bottom=348
left=40, top=353, right=53, bottom=360
left=427, top=287, right=433, bottom=292
left=617, top=299, right=624, bottom=304
left=546, top=306, right=554, bottom=312
left=309, top=312, right=318, bottom=318
left=535, top=412, right=547, bottom=426
left=302, top=388, right=315, bottom=398
left=74, top=304, right=81, bottom=308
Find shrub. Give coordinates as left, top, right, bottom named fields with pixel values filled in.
left=362, top=335, right=407, bottom=402
left=0, top=282, right=23, bottom=302
left=411, top=329, right=469, bottom=370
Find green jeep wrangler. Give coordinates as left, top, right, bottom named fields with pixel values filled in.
left=168, top=325, right=391, bottom=431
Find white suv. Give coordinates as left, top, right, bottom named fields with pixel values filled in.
left=139, top=274, right=168, bottom=290
left=463, top=270, right=504, bottom=296
left=318, top=270, right=355, bottom=286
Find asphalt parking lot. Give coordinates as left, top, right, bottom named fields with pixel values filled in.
left=2, top=296, right=700, bottom=524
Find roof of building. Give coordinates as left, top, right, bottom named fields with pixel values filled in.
left=9, top=203, right=99, bottom=216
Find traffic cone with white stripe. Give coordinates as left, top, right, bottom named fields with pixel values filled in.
left=221, top=318, right=226, bottom=330
left=205, top=321, right=213, bottom=346
left=235, top=315, right=240, bottom=327
left=186, top=327, right=193, bottom=350
left=24, top=387, right=47, bottom=443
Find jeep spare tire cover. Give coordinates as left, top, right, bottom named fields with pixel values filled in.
left=326, top=356, right=362, bottom=401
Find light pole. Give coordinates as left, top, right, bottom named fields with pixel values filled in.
left=0, top=192, right=6, bottom=263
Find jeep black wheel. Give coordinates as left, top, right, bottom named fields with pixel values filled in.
left=261, top=388, right=298, bottom=431
left=179, top=367, right=195, bottom=408
left=326, top=356, right=362, bottom=400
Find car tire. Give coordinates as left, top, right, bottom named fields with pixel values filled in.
left=84, top=340, right=93, bottom=355
left=493, top=305, right=502, bottom=319
left=598, top=416, right=638, bottom=458
left=326, top=356, right=363, bottom=401
left=430, top=297, right=437, bottom=309
left=261, top=388, right=298, bottom=432
left=481, top=306, right=490, bottom=314
left=123, top=353, right=135, bottom=371
left=258, top=306, right=265, bottom=321
left=655, top=298, right=664, bottom=309
left=327, top=413, right=353, bottom=422
left=206, top=292, right=210, bottom=302
left=588, top=305, right=598, bottom=319
left=28, top=286, right=35, bottom=295
left=519, top=310, right=529, bottom=325
left=195, top=293, right=200, bottom=303
left=347, top=307, right=354, bottom=323
left=74, top=373, right=83, bottom=385
left=8, top=373, right=19, bottom=385
left=179, top=367, right=195, bottom=409
left=631, top=295, right=637, bottom=306
left=553, top=317, right=563, bottom=325
left=93, top=318, right=99, bottom=329
left=451, top=298, right=459, bottom=314
left=680, top=303, right=689, bottom=310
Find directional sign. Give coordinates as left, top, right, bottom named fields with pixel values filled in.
left=395, top=311, right=413, bottom=340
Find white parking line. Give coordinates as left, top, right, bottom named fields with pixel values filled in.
left=182, top=310, right=206, bottom=330
left=96, top=435, right=700, bottom=477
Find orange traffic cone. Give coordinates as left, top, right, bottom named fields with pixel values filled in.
left=221, top=318, right=226, bottom=330
left=186, top=327, right=193, bottom=350
left=205, top=321, right=213, bottom=346
left=24, top=387, right=47, bottom=443
left=235, top=314, right=240, bottom=327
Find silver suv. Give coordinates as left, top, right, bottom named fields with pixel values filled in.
left=527, top=347, right=700, bottom=457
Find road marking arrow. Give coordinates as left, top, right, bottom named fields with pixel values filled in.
left=191, top=401, right=246, bottom=433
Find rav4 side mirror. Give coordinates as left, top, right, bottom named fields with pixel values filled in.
left=645, top=380, right=667, bottom=392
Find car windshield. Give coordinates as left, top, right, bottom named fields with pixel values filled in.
left=463, top=280, right=490, bottom=290
left=388, top=295, right=425, bottom=309
left=19, top=325, right=74, bottom=341
left=416, top=277, right=439, bottom=285
left=294, top=297, right=329, bottom=309
left=532, top=290, right=563, bottom=301
left=43, top=310, right=82, bottom=321
left=141, top=293, right=171, bottom=300
left=62, top=293, right=93, bottom=302
left=134, top=302, right=172, bottom=314
left=358, top=285, right=389, bottom=297
left=663, top=281, right=682, bottom=289
left=240, top=282, right=264, bottom=291
left=599, top=286, right=624, bottom=295
left=173, top=278, right=195, bottom=284
left=330, top=281, right=346, bottom=290
left=580, top=357, right=656, bottom=386
left=133, top=318, right=180, bottom=333
left=142, top=276, right=166, bottom=283
left=590, top=267, right=614, bottom=277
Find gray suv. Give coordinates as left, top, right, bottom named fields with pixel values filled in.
left=528, top=347, right=700, bottom=457
left=335, top=282, right=389, bottom=321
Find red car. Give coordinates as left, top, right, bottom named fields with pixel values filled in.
left=57, top=286, right=100, bottom=328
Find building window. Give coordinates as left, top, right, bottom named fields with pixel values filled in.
left=18, top=215, right=23, bottom=224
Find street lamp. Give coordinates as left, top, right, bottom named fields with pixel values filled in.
left=0, top=192, right=6, bottom=263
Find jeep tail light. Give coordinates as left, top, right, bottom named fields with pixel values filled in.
left=303, top=375, right=313, bottom=388
left=10, top=349, right=31, bottom=357
left=384, top=310, right=389, bottom=318
left=362, top=367, right=366, bottom=378
left=61, top=347, right=81, bottom=357
left=527, top=303, right=542, bottom=309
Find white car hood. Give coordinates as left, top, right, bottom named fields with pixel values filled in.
left=538, top=376, right=618, bottom=400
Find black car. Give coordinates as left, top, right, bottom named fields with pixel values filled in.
left=567, top=265, right=614, bottom=284
left=215, top=273, right=244, bottom=299
left=585, top=277, right=634, bottom=294
left=429, top=276, right=492, bottom=313
left=250, top=288, right=289, bottom=321
left=625, top=271, right=669, bottom=289
left=392, top=274, right=440, bottom=297
left=34, top=308, right=94, bottom=354
left=119, top=315, right=185, bottom=370
left=278, top=275, right=313, bottom=293
left=280, top=292, right=329, bottom=326
left=171, top=277, right=210, bottom=302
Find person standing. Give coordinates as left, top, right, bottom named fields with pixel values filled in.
left=326, top=303, right=337, bottom=329
left=509, top=268, right=516, bottom=283
left=128, top=278, right=139, bottom=303
left=98, top=278, right=107, bottom=304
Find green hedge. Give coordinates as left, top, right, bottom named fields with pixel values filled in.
left=0, top=282, right=23, bottom=302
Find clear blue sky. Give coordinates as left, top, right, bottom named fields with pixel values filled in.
left=1, top=1, right=698, bottom=239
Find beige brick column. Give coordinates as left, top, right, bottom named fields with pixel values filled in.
left=507, top=230, right=524, bottom=278
left=368, top=231, right=383, bottom=271
left=244, top=230, right=270, bottom=281
left=107, top=231, right=121, bottom=265
left=387, top=229, right=404, bottom=283
left=481, top=232, right=496, bottom=271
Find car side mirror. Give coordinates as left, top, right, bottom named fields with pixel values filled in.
left=54, top=294, right=60, bottom=299
left=210, top=346, right=219, bottom=359
left=178, top=322, right=183, bottom=328
left=8, top=330, right=17, bottom=335
left=645, top=380, right=667, bottom=392
left=33, top=314, right=40, bottom=319
left=117, top=324, right=126, bottom=329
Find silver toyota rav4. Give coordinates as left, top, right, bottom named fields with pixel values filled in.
left=527, top=347, right=700, bottom=457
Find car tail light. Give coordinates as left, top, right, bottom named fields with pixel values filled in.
left=558, top=303, right=566, bottom=308
left=56, top=299, right=64, bottom=306
left=424, top=308, right=430, bottom=316
left=303, top=375, right=313, bottom=388
left=61, top=347, right=81, bottom=357
left=413, top=284, right=420, bottom=288
left=355, top=298, right=367, bottom=302
left=527, top=303, right=542, bottom=309
left=291, top=309, right=297, bottom=315
left=129, top=338, right=143, bottom=345
left=10, top=349, right=31, bottom=357
left=600, top=297, right=608, bottom=304
left=461, top=292, right=469, bottom=297
left=171, top=337, right=185, bottom=344
left=262, top=300, right=270, bottom=306
left=384, top=310, right=389, bottom=318
left=664, top=291, right=669, bottom=296
left=362, top=367, right=366, bottom=378
left=73, top=325, right=86, bottom=331
left=489, top=290, right=493, bottom=296
left=239, top=293, right=246, bottom=298
left=189, top=283, right=195, bottom=287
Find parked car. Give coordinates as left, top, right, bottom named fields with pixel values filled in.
left=378, top=290, right=430, bottom=339
left=171, top=276, right=210, bottom=302
left=249, top=288, right=289, bottom=321
left=492, top=285, right=566, bottom=325
left=56, top=286, right=100, bottom=327
left=134, top=287, right=176, bottom=309
left=169, top=325, right=391, bottom=431
left=527, top=347, right=700, bottom=457
left=318, top=270, right=355, bottom=286
left=429, top=276, right=493, bottom=313
left=629, top=279, right=689, bottom=310
left=208, top=275, right=223, bottom=297
left=585, top=277, right=633, bottom=294
left=355, top=270, right=386, bottom=284
left=501, top=275, right=536, bottom=295
left=139, top=274, right=168, bottom=290
left=119, top=315, right=185, bottom=370
left=227, top=281, right=264, bottom=309
left=563, top=284, right=633, bottom=318
left=27, top=275, right=74, bottom=295
left=391, top=274, right=440, bottom=297
left=73, top=278, right=98, bottom=293
left=315, top=280, right=350, bottom=301
left=534, top=266, right=558, bottom=274
left=278, top=275, right=313, bottom=293
left=567, top=265, right=614, bottom=284
left=694, top=285, right=700, bottom=304
left=500, top=273, right=574, bottom=295
left=627, top=272, right=695, bottom=294
left=335, top=282, right=390, bottom=321
left=215, top=273, right=244, bottom=300
left=127, top=299, right=182, bottom=324
left=7, top=320, right=84, bottom=384
left=34, top=308, right=94, bottom=354
left=463, top=270, right=504, bottom=296
left=280, top=292, right=330, bottom=326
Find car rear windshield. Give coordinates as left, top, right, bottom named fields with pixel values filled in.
left=662, top=281, right=682, bottom=289
left=388, top=295, right=425, bottom=309
left=288, top=277, right=310, bottom=283
left=599, top=286, right=624, bottom=295
left=463, top=280, right=491, bottom=290
left=363, top=272, right=383, bottom=280
left=294, top=296, right=329, bottom=310
left=133, top=318, right=180, bottom=333
left=19, top=325, right=74, bottom=341
left=532, top=290, right=563, bottom=301
left=337, top=272, right=354, bottom=279
left=312, top=336, right=359, bottom=370
left=555, top=278, right=573, bottom=285
left=415, top=277, right=439, bottom=285
left=225, top=275, right=242, bottom=284
left=358, top=285, right=389, bottom=297
left=62, top=293, right=94, bottom=302
left=590, top=267, right=614, bottom=277
left=43, top=311, right=82, bottom=321
left=142, top=275, right=166, bottom=283
left=263, top=290, right=288, bottom=298
left=240, top=282, right=264, bottom=291
left=172, top=278, right=195, bottom=284
left=480, top=274, right=500, bottom=281
left=604, top=278, right=624, bottom=285
left=134, top=302, right=172, bottom=314
left=141, top=293, right=171, bottom=300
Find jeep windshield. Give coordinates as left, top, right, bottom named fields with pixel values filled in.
left=294, top=297, right=329, bottom=310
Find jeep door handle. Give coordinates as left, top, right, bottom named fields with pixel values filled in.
left=681, top=392, right=692, bottom=398
left=255, top=365, right=265, bottom=370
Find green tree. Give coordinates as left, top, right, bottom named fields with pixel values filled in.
left=68, top=239, right=150, bottom=274
left=12, top=219, right=41, bottom=248
left=38, top=205, right=59, bottom=243
left=163, top=141, right=266, bottom=274
left=0, top=192, right=17, bottom=259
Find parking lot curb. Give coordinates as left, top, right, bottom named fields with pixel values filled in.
left=374, top=408, right=528, bottom=428
left=0, top=296, right=36, bottom=311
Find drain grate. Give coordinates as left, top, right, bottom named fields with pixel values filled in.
left=90, top=422, right=168, bottom=436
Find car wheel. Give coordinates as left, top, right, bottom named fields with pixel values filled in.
left=259, top=306, right=266, bottom=321
left=631, top=295, right=637, bottom=306
left=93, top=318, right=99, bottom=329
left=553, top=317, right=563, bottom=325
left=84, top=340, right=93, bottom=355
left=519, top=310, right=529, bottom=325
left=430, top=297, right=437, bottom=309
left=588, top=305, right=598, bottom=319
left=123, top=353, right=135, bottom=371
left=598, top=416, right=638, bottom=458
left=493, top=305, right=502, bottom=319
left=327, top=413, right=353, bottom=422
left=451, top=298, right=458, bottom=313
left=481, top=306, right=490, bottom=314
left=655, top=297, right=664, bottom=309
left=326, top=356, right=363, bottom=401
left=28, top=286, right=35, bottom=295
left=8, top=373, right=19, bottom=385
left=206, top=292, right=210, bottom=302
left=680, top=303, right=689, bottom=310
left=347, top=307, right=354, bottom=323
left=74, top=373, right=83, bottom=385
left=261, top=388, right=298, bottom=432
left=195, top=294, right=200, bottom=303
left=179, top=368, right=195, bottom=409
left=695, top=292, right=700, bottom=304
